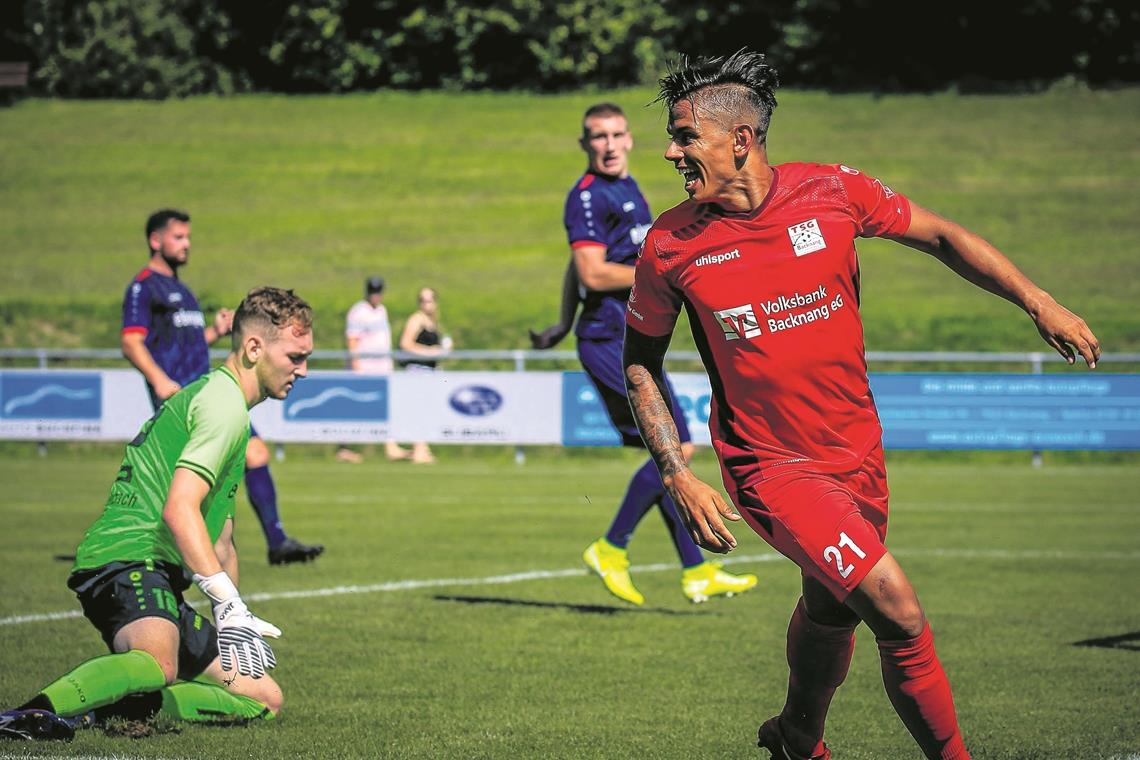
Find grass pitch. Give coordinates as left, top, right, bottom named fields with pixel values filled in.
left=0, top=447, right=1137, bottom=759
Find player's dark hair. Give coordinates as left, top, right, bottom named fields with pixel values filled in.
left=145, top=209, right=190, bottom=252
left=582, top=102, right=626, bottom=138
left=656, top=49, right=779, bottom=141
left=232, top=287, right=314, bottom=348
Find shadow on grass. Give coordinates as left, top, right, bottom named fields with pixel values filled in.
left=1072, top=631, right=1140, bottom=652
left=433, top=594, right=702, bottom=616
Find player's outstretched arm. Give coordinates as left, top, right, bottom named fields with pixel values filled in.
left=900, top=203, right=1101, bottom=368
left=623, top=325, right=740, bottom=553
left=530, top=257, right=582, bottom=349
left=165, top=470, right=280, bottom=679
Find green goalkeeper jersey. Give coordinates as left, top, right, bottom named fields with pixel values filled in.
left=74, top=366, right=251, bottom=570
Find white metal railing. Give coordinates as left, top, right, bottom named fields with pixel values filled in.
left=2, top=348, right=1139, bottom=371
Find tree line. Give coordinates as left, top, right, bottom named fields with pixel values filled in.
left=4, top=0, right=1137, bottom=98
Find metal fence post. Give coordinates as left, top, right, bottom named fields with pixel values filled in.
left=514, top=350, right=526, bottom=465
left=37, top=348, right=48, bottom=456
left=1030, top=352, right=1044, bottom=468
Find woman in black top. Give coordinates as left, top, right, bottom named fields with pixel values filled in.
left=398, top=287, right=452, bottom=463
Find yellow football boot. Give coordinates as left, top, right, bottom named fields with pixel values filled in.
left=681, top=561, right=758, bottom=603
left=582, top=538, right=644, bottom=606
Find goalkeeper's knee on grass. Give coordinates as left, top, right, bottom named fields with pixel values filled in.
left=159, top=680, right=277, bottom=722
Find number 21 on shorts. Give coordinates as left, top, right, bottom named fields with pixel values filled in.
left=824, top=532, right=866, bottom=579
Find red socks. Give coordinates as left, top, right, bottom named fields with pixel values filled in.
left=877, top=623, right=970, bottom=760
left=780, top=599, right=857, bottom=757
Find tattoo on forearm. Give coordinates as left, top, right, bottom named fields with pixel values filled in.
left=625, top=364, right=686, bottom=477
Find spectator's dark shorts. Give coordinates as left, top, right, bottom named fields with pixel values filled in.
left=577, top=337, right=693, bottom=448
left=68, top=560, right=217, bottom=681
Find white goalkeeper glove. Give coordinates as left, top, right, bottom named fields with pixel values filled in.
left=194, top=571, right=281, bottom=679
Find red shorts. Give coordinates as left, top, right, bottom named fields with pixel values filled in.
left=724, top=443, right=889, bottom=601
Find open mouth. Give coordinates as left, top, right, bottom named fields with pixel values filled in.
left=678, top=166, right=700, bottom=192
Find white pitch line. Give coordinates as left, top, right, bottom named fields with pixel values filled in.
left=2, top=548, right=1138, bottom=628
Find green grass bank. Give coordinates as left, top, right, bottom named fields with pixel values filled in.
left=1, top=86, right=1137, bottom=357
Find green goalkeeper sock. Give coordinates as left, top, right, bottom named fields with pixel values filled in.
left=35, top=650, right=166, bottom=716
left=159, top=680, right=274, bottom=722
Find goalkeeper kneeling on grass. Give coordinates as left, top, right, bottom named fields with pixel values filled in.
left=0, top=287, right=314, bottom=742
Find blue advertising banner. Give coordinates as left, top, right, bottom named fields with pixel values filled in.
left=0, top=373, right=101, bottom=420
left=281, top=375, right=389, bottom=422
left=561, top=372, right=622, bottom=446
left=872, top=373, right=1140, bottom=450
left=560, top=371, right=715, bottom=447
left=561, top=371, right=1140, bottom=450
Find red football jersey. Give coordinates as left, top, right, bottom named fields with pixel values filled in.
left=628, top=162, right=911, bottom=487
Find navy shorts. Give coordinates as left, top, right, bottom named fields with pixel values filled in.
left=577, top=337, right=692, bottom=448
left=68, top=560, right=218, bottom=681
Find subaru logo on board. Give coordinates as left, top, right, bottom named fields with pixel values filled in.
left=0, top=373, right=102, bottom=420
left=449, top=386, right=503, bottom=416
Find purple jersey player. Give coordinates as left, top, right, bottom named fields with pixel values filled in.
left=120, top=209, right=323, bottom=566
left=122, top=264, right=214, bottom=407
left=530, top=104, right=758, bottom=606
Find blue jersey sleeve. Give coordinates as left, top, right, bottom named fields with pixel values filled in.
left=122, top=273, right=154, bottom=335
left=564, top=176, right=613, bottom=249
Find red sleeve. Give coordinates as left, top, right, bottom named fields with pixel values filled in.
left=626, top=228, right=682, bottom=337
left=836, top=165, right=912, bottom=239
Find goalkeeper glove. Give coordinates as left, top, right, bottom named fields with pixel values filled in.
left=194, top=571, right=281, bottom=679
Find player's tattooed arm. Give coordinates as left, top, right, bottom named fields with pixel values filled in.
left=624, top=325, right=741, bottom=552
left=622, top=327, right=686, bottom=478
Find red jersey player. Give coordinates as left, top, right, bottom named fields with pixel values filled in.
left=623, top=51, right=1100, bottom=760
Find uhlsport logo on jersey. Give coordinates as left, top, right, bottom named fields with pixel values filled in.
left=695, top=248, right=741, bottom=267
left=283, top=377, right=388, bottom=421
left=714, top=304, right=762, bottom=341
left=0, top=373, right=101, bottom=420
left=449, top=386, right=503, bottom=417
left=788, top=218, right=826, bottom=257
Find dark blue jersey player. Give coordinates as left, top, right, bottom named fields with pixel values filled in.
left=563, top=164, right=651, bottom=342
left=120, top=209, right=323, bottom=566
left=531, top=104, right=757, bottom=605
left=122, top=265, right=212, bottom=408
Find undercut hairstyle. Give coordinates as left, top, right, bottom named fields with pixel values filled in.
left=657, top=49, right=779, bottom=141
left=145, top=209, right=190, bottom=253
left=582, top=102, right=626, bottom=138
left=232, top=287, right=314, bottom=349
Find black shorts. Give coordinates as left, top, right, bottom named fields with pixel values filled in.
left=68, top=560, right=218, bottom=681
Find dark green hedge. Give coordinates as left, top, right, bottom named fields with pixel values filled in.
left=10, top=0, right=1139, bottom=98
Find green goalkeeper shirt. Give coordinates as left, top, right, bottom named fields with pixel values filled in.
left=74, top=365, right=250, bottom=570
